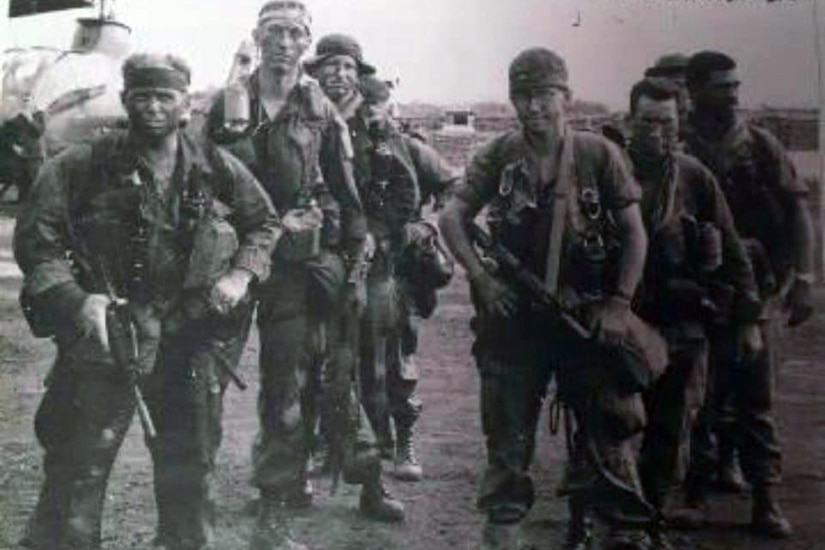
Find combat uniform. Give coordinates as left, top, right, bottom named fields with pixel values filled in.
left=207, top=71, right=380, bottom=502
left=631, top=150, right=761, bottom=521
left=347, top=97, right=456, bottom=468
left=683, top=119, right=806, bottom=501
left=456, top=126, right=655, bottom=533
left=14, top=129, right=279, bottom=550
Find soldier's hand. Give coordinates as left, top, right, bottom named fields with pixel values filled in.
left=209, top=268, right=253, bottom=315
left=591, top=295, right=631, bottom=345
left=77, top=293, right=112, bottom=352
left=282, top=206, right=324, bottom=233
left=785, top=276, right=814, bottom=327
left=471, top=271, right=518, bottom=318
left=737, top=322, right=764, bottom=359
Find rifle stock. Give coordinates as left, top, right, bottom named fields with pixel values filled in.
left=105, top=301, right=157, bottom=440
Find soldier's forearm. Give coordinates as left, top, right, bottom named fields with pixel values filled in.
left=613, top=204, right=647, bottom=299
left=793, top=198, right=815, bottom=276
left=438, top=198, right=486, bottom=281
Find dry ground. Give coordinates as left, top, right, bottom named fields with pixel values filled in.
left=2, top=209, right=825, bottom=549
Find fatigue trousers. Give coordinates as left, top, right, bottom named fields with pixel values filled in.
left=359, top=253, right=422, bottom=449
left=687, top=318, right=782, bottom=494
left=474, top=343, right=652, bottom=528
left=23, top=308, right=248, bottom=550
left=23, top=339, right=135, bottom=550
left=144, top=306, right=252, bottom=550
left=252, top=257, right=380, bottom=498
left=639, top=338, right=708, bottom=513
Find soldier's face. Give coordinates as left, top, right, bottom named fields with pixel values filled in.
left=255, top=21, right=311, bottom=74
left=630, top=95, right=678, bottom=158
left=510, top=86, right=567, bottom=135
left=316, top=55, right=359, bottom=103
left=122, top=87, right=189, bottom=139
left=692, top=69, right=740, bottom=121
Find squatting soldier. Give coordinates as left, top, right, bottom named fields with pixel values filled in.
left=305, top=34, right=456, bottom=481
left=207, top=3, right=404, bottom=548
left=14, top=53, right=280, bottom=550
left=440, top=48, right=659, bottom=550
left=680, top=50, right=815, bottom=538
left=625, top=77, right=763, bottom=548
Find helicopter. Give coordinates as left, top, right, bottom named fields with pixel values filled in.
left=1, top=0, right=131, bottom=199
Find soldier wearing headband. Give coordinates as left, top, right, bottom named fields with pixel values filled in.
left=207, top=4, right=405, bottom=549
left=15, top=52, right=280, bottom=550
left=440, top=48, right=657, bottom=549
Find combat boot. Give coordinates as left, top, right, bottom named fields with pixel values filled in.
left=712, top=448, right=746, bottom=494
left=481, top=520, right=521, bottom=550
left=751, top=486, right=793, bottom=539
left=393, top=424, right=423, bottom=481
left=249, top=492, right=308, bottom=550
left=359, top=479, right=405, bottom=522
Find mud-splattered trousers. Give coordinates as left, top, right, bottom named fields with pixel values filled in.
left=14, top=130, right=279, bottom=549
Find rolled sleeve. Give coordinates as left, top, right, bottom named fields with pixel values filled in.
left=454, top=137, right=501, bottom=210
left=408, top=137, right=458, bottom=201
left=599, top=139, right=642, bottom=211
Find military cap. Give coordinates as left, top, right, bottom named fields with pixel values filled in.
left=645, top=52, right=690, bottom=78
left=360, top=75, right=391, bottom=105
left=122, top=53, right=191, bottom=92
left=685, top=50, right=737, bottom=90
left=509, top=48, right=569, bottom=94
left=257, top=0, right=312, bottom=33
left=304, top=34, right=376, bottom=76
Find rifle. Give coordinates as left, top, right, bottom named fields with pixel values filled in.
left=98, top=259, right=157, bottom=441
left=327, top=237, right=375, bottom=495
left=469, top=223, right=590, bottom=337
left=469, top=222, right=668, bottom=393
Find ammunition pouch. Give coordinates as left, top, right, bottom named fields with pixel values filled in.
left=305, top=252, right=347, bottom=321
left=277, top=226, right=322, bottom=263
left=182, top=208, right=239, bottom=319
left=19, top=285, right=56, bottom=338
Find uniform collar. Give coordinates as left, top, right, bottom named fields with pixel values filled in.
left=114, top=129, right=213, bottom=181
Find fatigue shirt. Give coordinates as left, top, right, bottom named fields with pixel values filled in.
left=457, top=127, right=641, bottom=301
left=684, top=117, right=808, bottom=284
left=633, top=150, right=761, bottom=342
left=14, top=129, right=280, bottom=328
left=347, top=101, right=456, bottom=240
left=207, top=71, right=365, bottom=252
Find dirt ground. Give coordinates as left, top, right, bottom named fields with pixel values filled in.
left=2, top=210, right=825, bottom=550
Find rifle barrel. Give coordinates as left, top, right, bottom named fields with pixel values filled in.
left=133, top=385, right=157, bottom=440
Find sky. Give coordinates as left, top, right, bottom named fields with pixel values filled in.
left=1, top=0, right=820, bottom=110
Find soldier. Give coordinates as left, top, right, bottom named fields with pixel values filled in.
left=305, top=35, right=456, bottom=481
left=206, top=4, right=404, bottom=549
left=643, top=53, right=691, bottom=145
left=680, top=50, right=815, bottom=538
left=439, top=48, right=659, bottom=550
left=14, top=53, right=280, bottom=550
left=625, top=77, right=763, bottom=548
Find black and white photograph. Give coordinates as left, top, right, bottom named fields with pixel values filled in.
left=1, top=0, right=823, bottom=548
